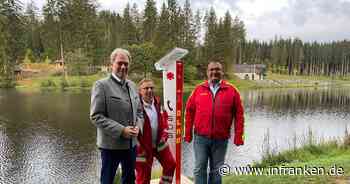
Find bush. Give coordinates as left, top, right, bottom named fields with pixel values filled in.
left=68, top=79, right=80, bottom=87
left=184, top=64, right=198, bottom=82
left=40, top=79, right=56, bottom=87
left=59, top=77, right=69, bottom=89
left=65, top=49, right=92, bottom=76
left=0, top=78, right=16, bottom=88
left=80, top=78, right=89, bottom=87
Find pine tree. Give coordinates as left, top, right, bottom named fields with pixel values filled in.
left=97, top=10, right=116, bottom=63
left=222, top=11, right=233, bottom=72
left=154, top=3, right=170, bottom=51
left=182, top=0, right=196, bottom=50
left=193, top=9, right=202, bottom=47
left=167, top=0, right=180, bottom=46
left=232, top=16, right=245, bottom=44
left=0, top=0, right=24, bottom=87
left=131, top=3, right=142, bottom=43
left=122, top=3, right=138, bottom=46
left=143, top=0, right=157, bottom=42
left=24, top=0, right=44, bottom=61
left=193, top=9, right=204, bottom=71
left=41, top=0, right=66, bottom=60
left=60, top=0, right=100, bottom=63
left=203, top=7, right=217, bottom=61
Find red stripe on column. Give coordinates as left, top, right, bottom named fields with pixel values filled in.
left=175, top=60, right=184, bottom=184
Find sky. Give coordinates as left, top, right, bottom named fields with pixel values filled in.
left=22, top=0, right=350, bottom=42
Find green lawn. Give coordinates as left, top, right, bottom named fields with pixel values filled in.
left=223, top=138, right=350, bottom=184
left=13, top=71, right=350, bottom=92
left=15, top=73, right=104, bottom=91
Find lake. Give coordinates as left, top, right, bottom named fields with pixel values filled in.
left=1, top=87, right=349, bottom=183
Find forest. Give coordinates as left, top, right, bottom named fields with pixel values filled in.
left=1, top=0, right=350, bottom=87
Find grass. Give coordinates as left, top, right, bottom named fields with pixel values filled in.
left=15, top=73, right=105, bottom=91
left=114, top=130, right=350, bottom=184
left=12, top=68, right=350, bottom=92
left=267, top=72, right=350, bottom=81
left=223, top=149, right=350, bottom=184
left=20, top=63, right=56, bottom=70
left=223, top=130, right=350, bottom=184
left=265, top=72, right=350, bottom=88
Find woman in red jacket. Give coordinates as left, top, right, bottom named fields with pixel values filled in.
left=136, top=79, right=176, bottom=184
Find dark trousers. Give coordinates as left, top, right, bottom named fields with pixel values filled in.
left=100, top=146, right=136, bottom=184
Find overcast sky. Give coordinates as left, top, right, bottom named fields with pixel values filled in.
left=22, top=0, right=350, bottom=42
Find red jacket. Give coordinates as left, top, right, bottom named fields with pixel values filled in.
left=137, top=96, right=169, bottom=162
left=185, top=80, right=244, bottom=145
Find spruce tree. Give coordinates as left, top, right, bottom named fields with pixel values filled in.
left=143, top=0, right=157, bottom=42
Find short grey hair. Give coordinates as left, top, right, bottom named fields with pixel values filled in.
left=138, top=78, right=154, bottom=88
left=138, top=78, right=155, bottom=93
left=110, top=48, right=131, bottom=64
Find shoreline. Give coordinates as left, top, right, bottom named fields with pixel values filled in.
left=11, top=74, right=350, bottom=93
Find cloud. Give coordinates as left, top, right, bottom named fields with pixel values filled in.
left=22, top=0, right=350, bottom=42
left=245, top=0, right=350, bottom=41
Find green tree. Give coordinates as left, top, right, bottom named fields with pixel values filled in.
left=167, top=0, right=180, bottom=46
left=0, top=0, right=24, bottom=87
left=122, top=3, right=138, bottom=46
left=59, top=0, right=100, bottom=62
left=131, top=3, right=142, bottom=43
left=24, top=0, right=43, bottom=60
left=127, top=42, right=158, bottom=78
left=222, top=11, right=233, bottom=72
left=203, top=7, right=217, bottom=60
left=192, top=9, right=204, bottom=71
left=23, top=49, right=35, bottom=63
left=143, top=0, right=157, bottom=42
left=154, top=3, right=170, bottom=52
left=0, top=15, right=10, bottom=84
left=182, top=0, right=196, bottom=50
left=97, top=10, right=120, bottom=64
left=65, top=48, right=92, bottom=75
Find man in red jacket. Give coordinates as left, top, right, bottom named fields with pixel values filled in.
left=185, top=61, right=244, bottom=184
left=136, top=79, right=176, bottom=184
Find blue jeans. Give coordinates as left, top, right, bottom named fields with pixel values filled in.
left=100, top=147, right=136, bottom=184
left=193, top=134, right=228, bottom=184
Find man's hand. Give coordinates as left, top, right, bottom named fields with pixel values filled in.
left=184, top=135, right=192, bottom=143
left=234, top=135, right=244, bottom=146
left=122, top=126, right=139, bottom=139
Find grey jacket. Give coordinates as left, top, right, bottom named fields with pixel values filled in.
left=90, top=75, right=144, bottom=150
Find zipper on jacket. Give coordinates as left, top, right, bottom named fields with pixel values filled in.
left=209, top=85, right=221, bottom=139
left=211, top=93, right=215, bottom=139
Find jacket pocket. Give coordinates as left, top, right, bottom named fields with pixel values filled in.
left=194, top=114, right=209, bottom=135
left=110, top=96, right=122, bottom=101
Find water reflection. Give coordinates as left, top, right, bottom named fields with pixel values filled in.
left=0, top=90, right=99, bottom=184
left=244, top=87, right=350, bottom=113
left=182, top=87, right=350, bottom=176
left=0, top=87, right=350, bottom=183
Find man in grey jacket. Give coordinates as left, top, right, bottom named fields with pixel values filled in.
left=90, top=48, right=144, bottom=184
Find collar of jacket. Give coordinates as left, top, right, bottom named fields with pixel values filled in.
left=139, top=95, right=160, bottom=107
left=109, top=74, right=128, bottom=87
left=142, top=99, right=154, bottom=109
left=201, top=80, right=229, bottom=89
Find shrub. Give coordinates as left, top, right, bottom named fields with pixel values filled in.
left=59, top=77, right=69, bottom=89
left=80, top=78, right=89, bottom=87
left=184, top=65, right=198, bottom=82
left=40, top=79, right=56, bottom=87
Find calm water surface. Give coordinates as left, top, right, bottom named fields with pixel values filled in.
left=1, top=87, right=350, bottom=183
